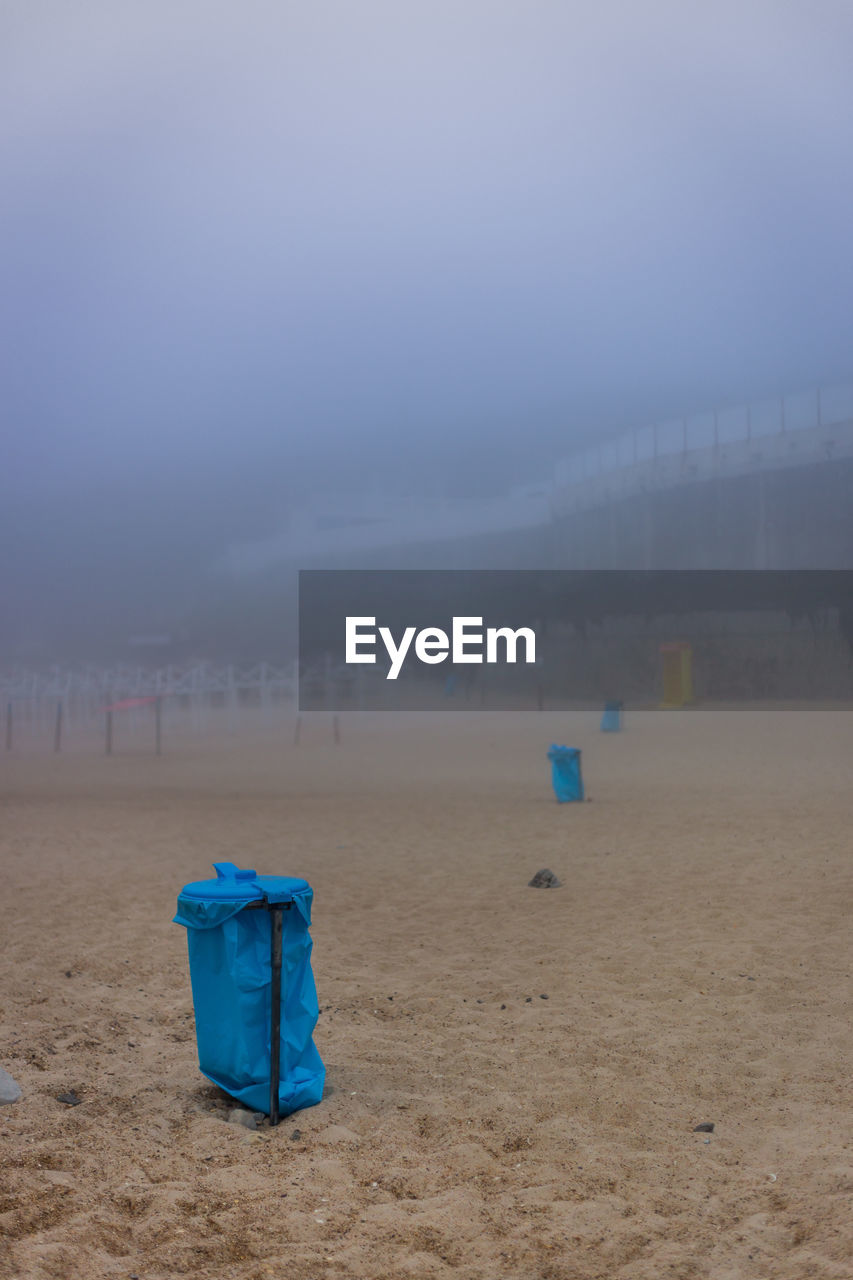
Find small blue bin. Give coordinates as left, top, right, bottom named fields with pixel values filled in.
left=600, top=701, right=623, bottom=732
left=174, top=862, right=325, bottom=1120
left=547, top=745, right=585, bottom=803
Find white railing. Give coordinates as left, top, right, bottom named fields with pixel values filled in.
left=554, top=382, right=853, bottom=488
left=0, top=662, right=297, bottom=707
left=0, top=661, right=304, bottom=752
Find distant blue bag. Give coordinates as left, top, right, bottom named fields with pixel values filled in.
left=547, top=745, right=584, bottom=803
left=600, top=701, right=623, bottom=732
left=174, top=863, right=325, bottom=1116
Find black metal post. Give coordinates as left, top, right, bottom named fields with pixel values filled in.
left=269, top=906, right=284, bottom=1125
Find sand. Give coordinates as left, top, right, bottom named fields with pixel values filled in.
left=1, top=708, right=851, bottom=1279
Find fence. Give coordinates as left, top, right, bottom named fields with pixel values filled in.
left=0, top=663, right=300, bottom=753
left=554, top=382, right=853, bottom=489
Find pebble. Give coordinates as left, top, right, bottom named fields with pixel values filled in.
left=0, top=1068, right=21, bottom=1106
left=57, top=1090, right=81, bottom=1107
left=317, top=1124, right=360, bottom=1146
left=693, top=1122, right=715, bottom=1133
left=227, top=1108, right=258, bottom=1130
left=528, top=869, right=562, bottom=889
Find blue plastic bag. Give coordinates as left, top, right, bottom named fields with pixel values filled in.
left=547, top=745, right=584, bottom=803
left=174, top=863, right=325, bottom=1116
left=600, top=701, right=623, bottom=732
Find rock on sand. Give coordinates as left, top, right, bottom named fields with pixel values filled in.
left=528, top=869, right=562, bottom=888
left=0, top=1067, right=21, bottom=1105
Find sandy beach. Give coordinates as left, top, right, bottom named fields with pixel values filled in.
left=1, top=708, right=851, bottom=1279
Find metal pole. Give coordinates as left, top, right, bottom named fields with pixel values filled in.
left=269, top=906, right=284, bottom=1125
left=105, top=710, right=113, bottom=756
left=54, top=700, right=63, bottom=753
left=5, top=702, right=11, bottom=752
left=155, top=697, right=162, bottom=756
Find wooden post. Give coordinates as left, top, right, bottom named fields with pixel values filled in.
left=155, top=697, right=162, bottom=756
left=53, top=700, right=63, bottom=753
left=268, top=905, right=284, bottom=1126
left=5, top=702, right=12, bottom=751
left=227, top=665, right=237, bottom=728
left=324, top=652, right=334, bottom=712
left=105, top=710, right=113, bottom=756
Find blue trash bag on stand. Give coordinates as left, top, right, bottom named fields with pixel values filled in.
left=548, top=745, right=585, bottom=802
left=174, top=862, right=325, bottom=1116
left=600, top=701, right=623, bottom=732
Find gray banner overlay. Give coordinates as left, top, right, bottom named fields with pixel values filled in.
left=298, top=570, right=853, bottom=711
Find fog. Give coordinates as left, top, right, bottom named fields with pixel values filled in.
left=4, top=1, right=853, bottom=658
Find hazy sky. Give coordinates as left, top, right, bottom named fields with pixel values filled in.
left=4, top=2, right=853, bottom=645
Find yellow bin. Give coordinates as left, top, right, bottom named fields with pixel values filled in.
left=660, top=641, right=693, bottom=708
